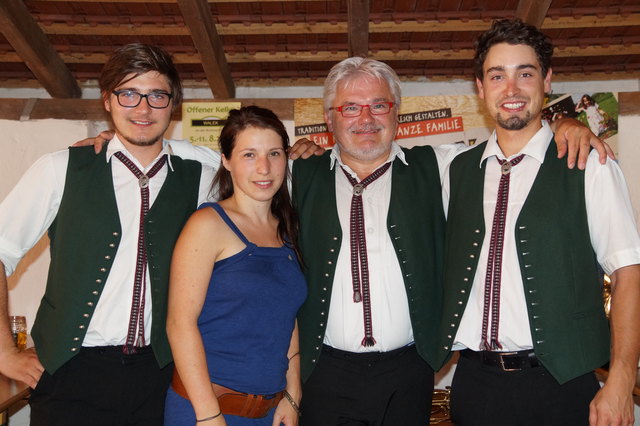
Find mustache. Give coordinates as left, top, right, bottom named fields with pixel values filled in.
left=350, top=124, right=382, bottom=133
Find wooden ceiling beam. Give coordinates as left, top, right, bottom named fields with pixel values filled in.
left=0, top=0, right=80, bottom=98
left=516, top=0, right=552, bottom=27
left=36, top=0, right=320, bottom=3
left=0, top=98, right=296, bottom=121
left=3, top=44, right=637, bottom=65
left=347, top=0, right=370, bottom=58
left=176, top=0, right=235, bottom=98
left=37, top=13, right=640, bottom=37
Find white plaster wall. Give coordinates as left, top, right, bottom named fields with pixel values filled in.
left=1, top=77, right=639, bottom=100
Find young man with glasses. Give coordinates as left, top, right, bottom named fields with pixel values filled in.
left=0, top=43, right=217, bottom=425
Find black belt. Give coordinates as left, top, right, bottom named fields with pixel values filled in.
left=82, top=345, right=153, bottom=355
left=460, top=349, right=540, bottom=371
left=322, top=344, right=414, bottom=361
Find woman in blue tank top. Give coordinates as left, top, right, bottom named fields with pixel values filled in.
left=165, top=106, right=306, bottom=426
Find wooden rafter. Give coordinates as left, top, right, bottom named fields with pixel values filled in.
left=36, top=14, right=640, bottom=37
left=0, top=0, right=80, bottom=98
left=176, top=0, right=235, bottom=98
left=516, top=0, right=552, bottom=27
left=347, top=0, right=370, bottom=58
left=3, top=43, right=638, bottom=65
left=36, top=0, right=317, bottom=2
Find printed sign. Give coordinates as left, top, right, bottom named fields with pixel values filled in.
left=182, top=102, right=241, bottom=150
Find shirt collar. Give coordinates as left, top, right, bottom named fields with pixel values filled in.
left=479, top=120, right=552, bottom=167
left=105, top=134, right=175, bottom=171
left=329, top=141, right=407, bottom=178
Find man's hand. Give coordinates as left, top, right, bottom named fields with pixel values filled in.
left=289, top=138, right=325, bottom=160
left=72, top=130, right=115, bottom=154
left=589, top=379, right=635, bottom=426
left=552, top=117, right=615, bottom=169
left=0, top=347, right=44, bottom=388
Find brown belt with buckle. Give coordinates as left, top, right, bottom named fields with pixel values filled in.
left=171, top=370, right=283, bottom=418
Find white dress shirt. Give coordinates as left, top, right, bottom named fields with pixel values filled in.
left=444, top=122, right=640, bottom=352
left=0, top=136, right=217, bottom=347
left=322, top=142, right=412, bottom=352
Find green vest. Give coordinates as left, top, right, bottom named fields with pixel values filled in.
left=31, top=146, right=201, bottom=373
left=292, top=147, right=445, bottom=382
left=436, top=141, right=609, bottom=384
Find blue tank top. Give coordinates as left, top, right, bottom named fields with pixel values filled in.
left=198, top=202, right=307, bottom=394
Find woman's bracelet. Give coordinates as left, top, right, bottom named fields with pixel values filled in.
left=283, top=389, right=302, bottom=416
left=195, top=411, right=222, bottom=423
left=288, top=352, right=300, bottom=361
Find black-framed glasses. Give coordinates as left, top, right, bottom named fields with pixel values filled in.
left=329, top=101, right=395, bottom=118
left=112, top=90, right=173, bottom=109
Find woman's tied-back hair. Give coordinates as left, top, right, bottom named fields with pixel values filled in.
left=323, top=57, right=402, bottom=112
left=473, top=19, right=554, bottom=81
left=214, top=106, right=302, bottom=261
left=99, top=43, right=183, bottom=110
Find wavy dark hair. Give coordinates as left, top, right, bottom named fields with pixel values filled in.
left=99, top=43, right=182, bottom=111
left=213, top=106, right=301, bottom=260
left=474, top=19, right=553, bottom=80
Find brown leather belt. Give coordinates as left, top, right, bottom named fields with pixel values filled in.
left=171, top=370, right=283, bottom=419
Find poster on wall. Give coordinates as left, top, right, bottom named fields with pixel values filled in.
left=294, top=95, right=493, bottom=151
left=182, top=102, right=241, bottom=150
left=294, top=92, right=619, bottom=153
left=543, top=92, right=619, bottom=153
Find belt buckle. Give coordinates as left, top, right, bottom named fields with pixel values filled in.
left=498, top=351, right=521, bottom=372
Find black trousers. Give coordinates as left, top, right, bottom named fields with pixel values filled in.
left=450, top=352, right=601, bottom=426
left=300, top=344, right=434, bottom=426
left=29, top=346, right=173, bottom=426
